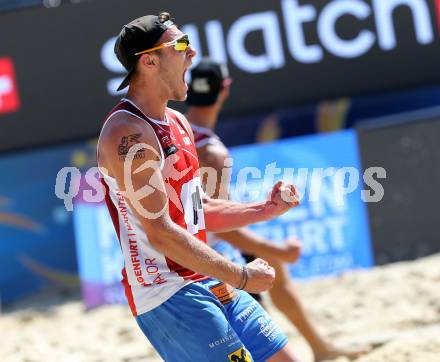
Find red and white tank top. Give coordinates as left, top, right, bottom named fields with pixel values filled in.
left=191, top=123, right=228, bottom=248
left=98, top=98, right=207, bottom=316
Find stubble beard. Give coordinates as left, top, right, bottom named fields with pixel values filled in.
left=159, top=65, right=186, bottom=102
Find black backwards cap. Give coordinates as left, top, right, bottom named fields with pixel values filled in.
left=187, top=58, right=230, bottom=106
left=114, top=14, right=174, bottom=91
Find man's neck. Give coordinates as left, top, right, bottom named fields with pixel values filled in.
left=186, top=106, right=220, bottom=130
left=126, top=85, right=168, bottom=121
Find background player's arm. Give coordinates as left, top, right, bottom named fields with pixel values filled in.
left=98, top=115, right=274, bottom=292
left=217, top=230, right=302, bottom=263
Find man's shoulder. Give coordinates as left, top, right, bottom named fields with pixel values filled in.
left=98, top=111, right=163, bottom=174
left=98, top=108, right=161, bottom=162
left=194, top=131, right=228, bottom=155
left=100, top=109, right=155, bottom=140
left=198, top=141, right=230, bottom=171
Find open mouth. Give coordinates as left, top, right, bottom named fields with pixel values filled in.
left=182, top=68, right=188, bottom=90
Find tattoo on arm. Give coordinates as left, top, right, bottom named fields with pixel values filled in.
left=117, top=133, right=146, bottom=161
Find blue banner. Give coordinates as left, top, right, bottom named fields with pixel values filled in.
left=73, top=202, right=124, bottom=308
left=0, top=141, right=97, bottom=304
left=229, top=129, right=373, bottom=277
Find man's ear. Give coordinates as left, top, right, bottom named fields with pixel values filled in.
left=139, top=54, right=157, bottom=68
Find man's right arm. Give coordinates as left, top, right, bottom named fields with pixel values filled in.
left=99, top=114, right=274, bottom=293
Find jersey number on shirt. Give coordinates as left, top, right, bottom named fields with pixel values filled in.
left=180, top=177, right=206, bottom=234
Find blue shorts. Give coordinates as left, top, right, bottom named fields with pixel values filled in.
left=135, top=278, right=288, bottom=362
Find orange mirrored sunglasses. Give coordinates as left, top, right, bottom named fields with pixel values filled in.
left=135, top=35, right=190, bottom=56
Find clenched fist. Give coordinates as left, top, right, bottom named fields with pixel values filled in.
left=242, top=258, right=276, bottom=293
left=264, top=181, right=299, bottom=218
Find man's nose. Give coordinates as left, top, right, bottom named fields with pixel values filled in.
left=187, top=45, right=196, bottom=59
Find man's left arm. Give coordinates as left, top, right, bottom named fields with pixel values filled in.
left=203, top=181, right=299, bottom=232
left=177, top=112, right=299, bottom=232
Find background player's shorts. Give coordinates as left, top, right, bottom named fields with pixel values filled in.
left=135, top=278, right=288, bottom=362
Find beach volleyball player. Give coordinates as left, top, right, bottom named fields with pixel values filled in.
left=97, top=12, right=301, bottom=361
left=186, top=58, right=372, bottom=362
